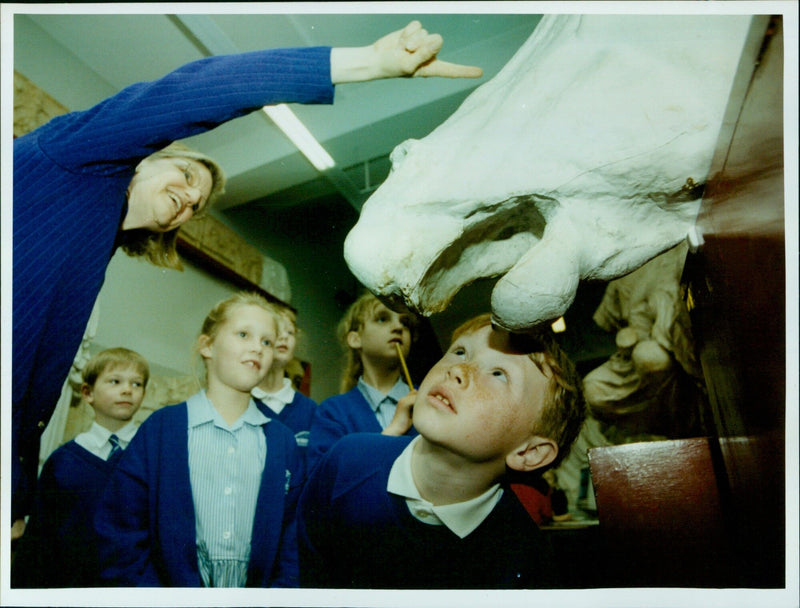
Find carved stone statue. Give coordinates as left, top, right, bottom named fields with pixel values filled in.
left=344, top=14, right=751, bottom=331
left=583, top=242, right=706, bottom=439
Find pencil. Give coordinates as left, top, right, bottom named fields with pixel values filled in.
left=395, top=342, right=414, bottom=388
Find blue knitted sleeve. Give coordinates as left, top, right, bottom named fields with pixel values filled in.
left=37, top=46, right=334, bottom=172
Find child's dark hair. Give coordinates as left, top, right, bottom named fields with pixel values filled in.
left=82, top=347, right=150, bottom=388
left=451, top=313, right=586, bottom=469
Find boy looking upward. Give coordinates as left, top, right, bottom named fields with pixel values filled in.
left=298, top=314, right=585, bottom=589
left=12, top=348, right=148, bottom=588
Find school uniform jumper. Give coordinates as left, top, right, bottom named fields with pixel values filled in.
left=94, top=400, right=302, bottom=587
left=307, top=386, right=417, bottom=473
left=11, top=441, right=121, bottom=588
left=12, top=46, right=334, bottom=520
left=297, top=433, right=558, bottom=589
left=256, top=391, right=317, bottom=478
left=257, top=391, right=318, bottom=450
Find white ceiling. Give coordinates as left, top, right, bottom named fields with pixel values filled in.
left=13, top=8, right=542, bottom=212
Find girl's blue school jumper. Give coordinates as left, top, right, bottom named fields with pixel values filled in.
left=307, top=386, right=417, bottom=473
left=94, top=400, right=302, bottom=587
left=256, top=391, right=317, bottom=450
left=256, top=391, right=317, bottom=480
left=12, top=47, right=334, bottom=520
left=12, top=441, right=120, bottom=587
left=298, top=433, right=557, bottom=589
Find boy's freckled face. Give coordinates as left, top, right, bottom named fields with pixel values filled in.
left=413, top=325, right=549, bottom=462
left=84, top=365, right=146, bottom=428
left=201, top=304, right=277, bottom=393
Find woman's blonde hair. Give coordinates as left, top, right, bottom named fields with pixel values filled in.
left=336, top=291, right=419, bottom=394
left=118, top=142, right=226, bottom=270
left=193, top=291, right=279, bottom=387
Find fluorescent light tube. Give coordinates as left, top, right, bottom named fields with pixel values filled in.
left=262, top=104, right=335, bottom=171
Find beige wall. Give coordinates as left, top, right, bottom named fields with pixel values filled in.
left=92, top=251, right=237, bottom=378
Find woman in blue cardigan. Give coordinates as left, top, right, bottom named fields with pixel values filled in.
left=11, top=21, right=482, bottom=538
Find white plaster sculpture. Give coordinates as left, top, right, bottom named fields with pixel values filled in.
left=344, top=15, right=751, bottom=330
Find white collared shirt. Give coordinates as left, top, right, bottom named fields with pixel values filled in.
left=251, top=377, right=295, bottom=415
left=387, top=436, right=504, bottom=539
left=74, top=420, right=138, bottom=461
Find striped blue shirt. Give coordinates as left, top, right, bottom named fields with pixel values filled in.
left=186, top=391, right=269, bottom=587
left=356, top=376, right=411, bottom=430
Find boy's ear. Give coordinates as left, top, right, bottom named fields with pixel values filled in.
left=346, top=330, right=362, bottom=350
left=506, top=436, right=558, bottom=472
left=80, top=383, right=93, bottom=404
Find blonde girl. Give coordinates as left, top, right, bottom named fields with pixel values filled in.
left=95, top=292, right=302, bottom=587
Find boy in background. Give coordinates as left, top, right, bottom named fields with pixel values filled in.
left=12, top=347, right=149, bottom=588
left=298, top=314, right=585, bottom=589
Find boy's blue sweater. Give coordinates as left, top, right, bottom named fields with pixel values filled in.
left=12, top=441, right=119, bottom=587
left=298, top=433, right=557, bottom=589
left=256, top=390, right=317, bottom=449
left=256, top=391, right=318, bottom=478
left=307, top=387, right=417, bottom=473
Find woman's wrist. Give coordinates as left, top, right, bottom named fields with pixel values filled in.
left=330, top=46, right=382, bottom=84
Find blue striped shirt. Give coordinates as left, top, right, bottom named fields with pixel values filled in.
left=187, top=391, right=269, bottom=587
left=356, top=376, right=411, bottom=430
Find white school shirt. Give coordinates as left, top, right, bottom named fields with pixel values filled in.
left=74, top=420, right=138, bottom=460
left=251, top=377, right=294, bottom=415
left=187, top=390, right=268, bottom=587
left=387, top=435, right=504, bottom=539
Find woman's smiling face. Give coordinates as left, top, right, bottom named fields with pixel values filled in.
left=123, top=156, right=213, bottom=232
